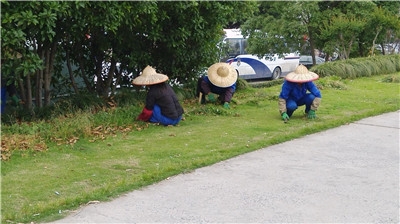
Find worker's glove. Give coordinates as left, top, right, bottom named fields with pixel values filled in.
left=307, top=110, right=316, bottom=119
left=281, top=112, right=290, bottom=121
left=11, top=95, right=19, bottom=106
left=207, top=94, right=216, bottom=103
left=137, top=107, right=153, bottom=121
left=223, top=102, right=230, bottom=109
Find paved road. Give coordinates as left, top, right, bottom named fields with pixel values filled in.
left=52, top=111, right=399, bottom=223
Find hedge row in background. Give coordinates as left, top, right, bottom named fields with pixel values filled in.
left=311, top=54, right=400, bottom=79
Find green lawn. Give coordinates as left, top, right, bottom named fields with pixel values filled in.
left=1, top=74, right=399, bottom=223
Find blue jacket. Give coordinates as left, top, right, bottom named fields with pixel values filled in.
left=279, top=80, right=321, bottom=101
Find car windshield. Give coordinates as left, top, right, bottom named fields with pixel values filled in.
left=299, top=56, right=312, bottom=63
left=300, top=56, right=325, bottom=63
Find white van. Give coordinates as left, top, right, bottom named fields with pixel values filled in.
left=221, top=29, right=299, bottom=80
left=221, top=29, right=248, bottom=60
left=227, top=53, right=300, bottom=80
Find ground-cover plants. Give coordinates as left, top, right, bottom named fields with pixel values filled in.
left=1, top=72, right=399, bottom=223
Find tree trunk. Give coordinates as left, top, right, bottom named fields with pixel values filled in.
left=105, top=58, right=116, bottom=97
left=78, top=58, right=95, bottom=93
left=44, top=42, right=57, bottom=106
left=380, top=43, right=386, bottom=55
left=17, top=75, right=26, bottom=105
left=112, top=63, right=123, bottom=95
left=80, top=65, right=94, bottom=93
left=308, top=30, right=316, bottom=65
left=43, top=49, right=50, bottom=106
left=35, top=48, right=44, bottom=108
left=324, top=53, right=330, bottom=61
left=25, top=74, right=33, bottom=110
left=346, top=37, right=354, bottom=59
left=66, top=51, right=79, bottom=94
left=358, top=41, right=364, bottom=57
left=339, top=33, right=347, bottom=60
left=95, top=58, right=105, bottom=97
left=35, top=69, right=43, bottom=108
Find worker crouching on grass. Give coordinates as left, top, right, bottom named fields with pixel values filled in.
left=278, top=64, right=322, bottom=122
left=197, top=62, right=237, bottom=109
left=132, top=65, right=184, bottom=126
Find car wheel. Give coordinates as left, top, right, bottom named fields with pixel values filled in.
left=271, top=67, right=281, bottom=80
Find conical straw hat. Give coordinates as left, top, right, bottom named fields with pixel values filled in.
left=207, top=63, right=237, bottom=87
left=285, top=64, right=319, bottom=83
left=132, top=65, right=169, bottom=86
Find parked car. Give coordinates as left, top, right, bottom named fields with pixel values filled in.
left=226, top=53, right=300, bottom=80
left=299, top=55, right=325, bottom=69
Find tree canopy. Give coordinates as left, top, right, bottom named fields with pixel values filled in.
left=1, top=0, right=399, bottom=112
left=241, top=1, right=400, bottom=62
left=1, top=1, right=257, bottom=109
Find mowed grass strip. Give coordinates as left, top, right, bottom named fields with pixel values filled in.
left=1, top=73, right=399, bottom=223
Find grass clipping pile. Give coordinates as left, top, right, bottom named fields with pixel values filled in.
left=1, top=123, right=149, bottom=161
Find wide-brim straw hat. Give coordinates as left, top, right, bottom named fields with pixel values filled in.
left=207, top=62, right=237, bottom=87
left=285, top=64, right=319, bottom=83
left=132, top=65, right=169, bottom=86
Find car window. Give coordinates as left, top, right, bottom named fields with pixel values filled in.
left=299, top=56, right=312, bottom=63
left=316, top=57, right=325, bottom=63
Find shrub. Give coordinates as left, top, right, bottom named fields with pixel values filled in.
left=249, top=79, right=283, bottom=88
left=316, top=76, right=348, bottom=90
left=236, top=78, right=250, bottom=90
left=312, top=54, right=400, bottom=79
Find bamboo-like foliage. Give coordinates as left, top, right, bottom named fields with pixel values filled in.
left=311, top=55, right=400, bottom=78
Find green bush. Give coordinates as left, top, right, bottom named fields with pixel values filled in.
left=311, top=54, right=400, bottom=79
left=389, top=55, right=400, bottom=71
left=315, top=76, right=348, bottom=90
left=249, top=79, right=283, bottom=88
left=236, top=78, right=250, bottom=90
left=112, top=88, right=145, bottom=107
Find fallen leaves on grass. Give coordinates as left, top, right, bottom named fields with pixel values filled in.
left=88, top=125, right=135, bottom=142
left=1, top=134, right=48, bottom=161
left=2, top=122, right=151, bottom=160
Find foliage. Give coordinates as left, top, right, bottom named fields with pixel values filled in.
left=241, top=1, right=400, bottom=63
left=311, top=54, right=400, bottom=78
left=321, top=14, right=366, bottom=59
left=249, top=79, right=283, bottom=88
left=241, top=1, right=308, bottom=56
left=315, top=76, right=348, bottom=90
left=235, top=78, right=250, bottom=90
left=363, top=6, right=400, bottom=56
left=2, top=54, right=399, bottom=152
left=1, top=92, right=108, bottom=124
left=2, top=54, right=398, bottom=124
left=1, top=1, right=257, bottom=109
left=1, top=1, right=71, bottom=109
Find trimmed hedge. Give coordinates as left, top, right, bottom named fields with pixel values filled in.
left=311, top=54, right=400, bottom=79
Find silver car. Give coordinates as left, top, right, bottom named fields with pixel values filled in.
left=299, top=55, right=325, bottom=69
